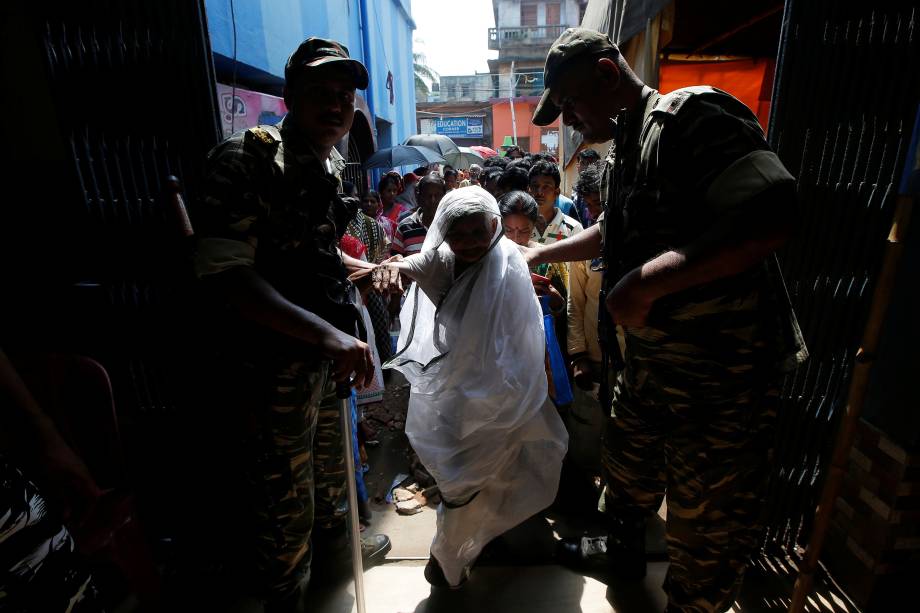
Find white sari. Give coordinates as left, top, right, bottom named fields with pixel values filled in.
left=385, top=187, right=568, bottom=585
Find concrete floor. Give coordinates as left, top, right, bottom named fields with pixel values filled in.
left=312, top=555, right=858, bottom=613
left=312, top=385, right=859, bottom=613
left=314, top=506, right=856, bottom=613
left=312, top=561, right=669, bottom=613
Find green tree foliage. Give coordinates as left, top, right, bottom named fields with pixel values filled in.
left=413, top=52, right=438, bottom=96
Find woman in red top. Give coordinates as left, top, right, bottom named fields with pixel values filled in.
left=378, top=173, right=407, bottom=224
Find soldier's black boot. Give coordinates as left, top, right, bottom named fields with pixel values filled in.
left=555, top=514, right=647, bottom=580
left=606, top=514, right=647, bottom=580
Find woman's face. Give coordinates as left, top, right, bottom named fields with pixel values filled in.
left=445, top=213, right=497, bottom=263
left=502, top=213, right=534, bottom=246
left=361, top=194, right=380, bottom=216
left=380, top=182, right=399, bottom=206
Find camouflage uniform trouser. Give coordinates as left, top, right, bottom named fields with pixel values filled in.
left=243, top=360, right=347, bottom=602
left=601, top=372, right=780, bottom=613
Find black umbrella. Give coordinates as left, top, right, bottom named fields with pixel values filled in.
left=363, top=145, right=445, bottom=170
left=403, top=134, right=460, bottom=159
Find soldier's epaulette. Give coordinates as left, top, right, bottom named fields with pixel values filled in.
left=246, top=126, right=281, bottom=146
left=652, top=86, right=728, bottom=117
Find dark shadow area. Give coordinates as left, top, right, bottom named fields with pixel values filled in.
left=412, top=566, right=590, bottom=613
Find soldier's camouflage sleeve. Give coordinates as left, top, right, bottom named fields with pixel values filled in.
left=661, top=95, right=794, bottom=215
left=193, top=131, right=269, bottom=278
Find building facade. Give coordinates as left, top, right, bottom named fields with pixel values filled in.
left=416, top=73, right=495, bottom=148
left=415, top=101, right=494, bottom=149
left=205, top=0, right=418, bottom=190
left=439, top=74, right=496, bottom=102
left=487, top=0, right=588, bottom=155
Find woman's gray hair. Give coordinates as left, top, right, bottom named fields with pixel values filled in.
left=424, top=186, right=500, bottom=249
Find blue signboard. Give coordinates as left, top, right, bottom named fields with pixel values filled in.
left=435, top=117, right=484, bottom=137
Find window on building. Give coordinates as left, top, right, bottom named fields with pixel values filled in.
left=521, top=4, right=537, bottom=26
left=447, top=85, right=456, bottom=99
left=545, top=3, right=561, bottom=25
left=461, top=83, right=471, bottom=98
left=540, top=128, right=559, bottom=157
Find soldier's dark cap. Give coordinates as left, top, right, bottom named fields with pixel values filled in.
left=285, top=37, right=368, bottom=90
left=533, top=28, right=619, bottom=126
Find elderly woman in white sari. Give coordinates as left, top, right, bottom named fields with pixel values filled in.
left=378, top=186, right=568, bottom=588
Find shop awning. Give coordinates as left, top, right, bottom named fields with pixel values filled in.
left=582, top=0, right=673, bottom=44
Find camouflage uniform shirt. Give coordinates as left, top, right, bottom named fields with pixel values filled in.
left=193, top=117, right=359, bottom=360
left=601, top=86, right=808, bottom=401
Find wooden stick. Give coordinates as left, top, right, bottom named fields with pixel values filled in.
left=788, top=191, right=916, bottom=612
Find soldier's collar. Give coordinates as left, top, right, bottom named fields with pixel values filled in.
left=278, top=115, right=345, bottom=175
left=622, top=86, right=658, bottom=147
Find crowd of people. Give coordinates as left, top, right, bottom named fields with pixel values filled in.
left=2, top=29, right=808, bottom=613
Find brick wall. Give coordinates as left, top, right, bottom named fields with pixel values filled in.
left=824, top=419, right=920, bottom=610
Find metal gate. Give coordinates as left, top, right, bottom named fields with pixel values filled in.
left=15, top=0, right=222, bottom=536
left=343, top=133, right=370, bottom=193
left=763, top=0, right=920, bottom=554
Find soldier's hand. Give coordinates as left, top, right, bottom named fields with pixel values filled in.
left=518, top=244, right=540, bottom=267
left=320, top=328, right=375, bottom=389
left=606, top=267, right=655, bottom=328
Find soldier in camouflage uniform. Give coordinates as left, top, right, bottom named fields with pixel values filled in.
left=192, top=38, right=389, bottom=612
left=524, top=29, right=808, bottom=612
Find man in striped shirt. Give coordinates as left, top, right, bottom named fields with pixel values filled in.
left=392, top=173, right=447, bottom=256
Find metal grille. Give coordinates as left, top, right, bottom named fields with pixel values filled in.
left=28, top=1, right=221, bottom=536
left=38, top=0, right=220, bottom=417
left=763, top=0, right=920, bottom=554
left=343, top=134, right=369, bottom=193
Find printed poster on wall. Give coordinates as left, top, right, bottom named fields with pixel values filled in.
left=217, top=83, right=287, bottom=138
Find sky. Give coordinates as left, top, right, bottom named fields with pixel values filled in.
left=411, top=0, right=498, bottom=78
